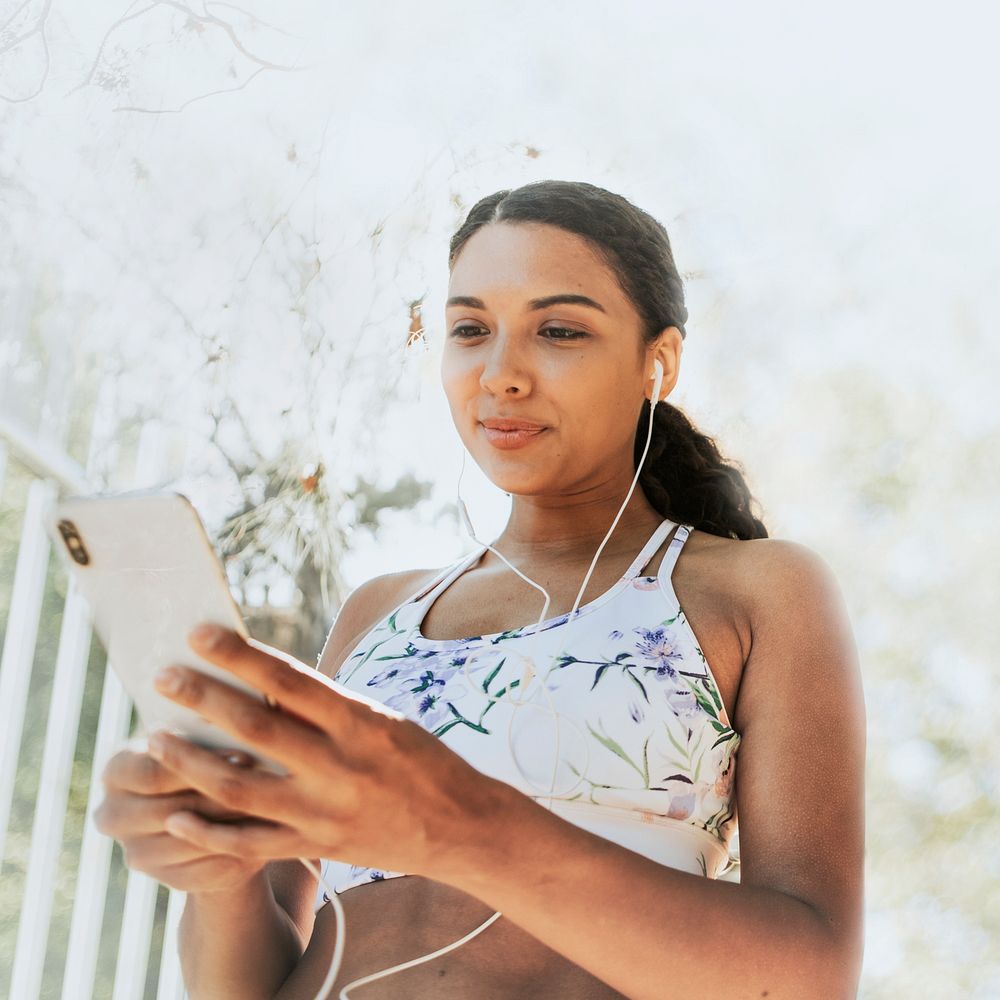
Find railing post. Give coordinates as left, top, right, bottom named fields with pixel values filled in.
left=0, top=476, right=57, bottom=867
left=8, top=576, right=94, bottom=999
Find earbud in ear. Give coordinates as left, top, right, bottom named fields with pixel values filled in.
left=649, top=358, right=665, bottom=407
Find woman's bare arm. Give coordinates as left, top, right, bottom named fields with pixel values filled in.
left=177, top=868, right=309, bottom=1000
left=435, top=539, right=867, bottom=999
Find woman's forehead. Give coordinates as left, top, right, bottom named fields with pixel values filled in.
left=448, top=223, right=621, bottom=304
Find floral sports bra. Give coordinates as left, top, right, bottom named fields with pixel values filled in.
left=314, top=518, right=742, bottom=912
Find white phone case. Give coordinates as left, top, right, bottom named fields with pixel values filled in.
left=42, top=488, right=286, bottom=774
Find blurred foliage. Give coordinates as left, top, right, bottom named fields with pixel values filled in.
left=0, top=298, right=432, bottom=997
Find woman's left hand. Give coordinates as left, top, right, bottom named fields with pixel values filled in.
left=146, top=624, right=511, bottom=881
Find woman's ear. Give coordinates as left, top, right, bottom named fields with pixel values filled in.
left=648, top=326, right=682, bottom=399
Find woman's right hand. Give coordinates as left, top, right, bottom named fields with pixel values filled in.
left=94, top=739, right=270, bottom=895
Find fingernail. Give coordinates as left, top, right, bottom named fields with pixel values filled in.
left=148, top=732, right=167, bottom=760
left=154, top=668, right=183, bottom=694
left=165, top=812, right=189, bottom=836
left=190, top=624, right=225, bottom=649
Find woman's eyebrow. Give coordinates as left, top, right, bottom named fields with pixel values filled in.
left=446, top=293, right=607, bottom=314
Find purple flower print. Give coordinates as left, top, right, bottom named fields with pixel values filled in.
left=665, top=685, right=701, bottom=720
left=385, top=688, right=441, bottom=727
left=368, top=649, right=469, bottom=693
left=631, top=576, right=660, bottom=591
left=609, top=629, right=624, bottom=640
left=628, top=699, right=645, bottom=723
left=347, top=864, right=391, bottom=883
left=367, top=666, right=402, bottom=687
left=539, top=612, right=573, bottom=633
left=633, top=626, right=685, bottom=681
left=384, top=668, right=455, bottom=729
left=666, top=791, right=696, bottom=820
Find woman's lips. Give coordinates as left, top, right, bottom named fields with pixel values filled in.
left=480, top=424, right=547, bottom=449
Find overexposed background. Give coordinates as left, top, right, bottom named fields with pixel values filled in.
left=1, top=2, right=998, bottom=997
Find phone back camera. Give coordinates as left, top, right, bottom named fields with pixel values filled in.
left=57, top=520, right=91, bottom=566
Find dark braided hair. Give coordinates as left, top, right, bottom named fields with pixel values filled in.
left=448, top=179, right=768, bottom=541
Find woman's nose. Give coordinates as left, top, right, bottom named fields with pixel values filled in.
left=479, top=335, right=532, bottom=395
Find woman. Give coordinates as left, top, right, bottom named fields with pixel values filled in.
left=96, top=180, right=866, bottom=998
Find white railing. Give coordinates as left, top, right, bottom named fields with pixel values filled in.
left=1, top=377, right=189, bottom=1000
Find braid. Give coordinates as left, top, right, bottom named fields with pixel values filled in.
left=635, top=403, right=768, bottom=540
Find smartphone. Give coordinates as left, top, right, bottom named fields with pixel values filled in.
left=42, top=489, right=287, bottom=775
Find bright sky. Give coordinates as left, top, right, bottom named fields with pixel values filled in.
left=3, top=0, right=998, bottom=587
left=3, top=0, right=996, bottom=559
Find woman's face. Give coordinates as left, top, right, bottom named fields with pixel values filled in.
left=442, top=221, right=675, bottom=498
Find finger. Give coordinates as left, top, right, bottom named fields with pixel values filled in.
left=102, top=747, right=194, bottom=795
left=186, top=625, right=395, bottom=734
left=164, top=810, right=305, bottom=860
left=123, top=831, right=215, bottom=869
left=95, top=789, right=201, bottom=837
left=148, top=731, right=300, bottom=823
left=102, top=743, right=255, bottom=795
left=157, top=852, right=260, bottom=887
left=95, top=788, right=262, bottom=839
left=152, top=663, right=333, bottom=772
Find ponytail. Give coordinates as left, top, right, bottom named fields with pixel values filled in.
left=636, top=403, right=768, bottom=540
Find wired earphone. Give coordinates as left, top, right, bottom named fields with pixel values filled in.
left=297, top=357, right=667, bottom=998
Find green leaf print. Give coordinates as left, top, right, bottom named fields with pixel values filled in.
left=431, top=702, right=491, bottom=737
left=704, top=802, right=735, bottom=837
left=341, top=621, right=407, bottom=682
left=491, top=628, right=527, bottom=644
left=664, top=719, right=695, bottom=756
left=482, top=659, right=505, bottom=693
left=586, top=720, right=648, bottom=786
left=624, top=667, right=649, bottom=703
left=685, top=640, right=723, bottom=712
left=692, top=745, right=705, bottom=783
left=712, top=728, right=740, bottom=750
left=662, top=721, right=698, bottom=775
left=685, top=675, right=722, bottom=722
left=704, top=678, right=723, bottom=712
left=477, top=676, right=521, bottom=729
left=591, top=662, right=611, bottom=690
left=566, top=761, right=624, bottom=805
left=659, top=610, right=684, bottom=629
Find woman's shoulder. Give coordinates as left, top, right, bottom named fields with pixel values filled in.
left=698, top=530, right=844, bottom=633
left=686, top=529, right=840, bottom=633
left=724, top=533, right=838, bottom=594
left=315, top=564, right=447, bottom=679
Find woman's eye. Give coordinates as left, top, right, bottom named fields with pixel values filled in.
left=448, top=325, right=587, bottom=340
left=450, top=324, right=488, bottom=338
left=542, top=327, right=588, bottom=340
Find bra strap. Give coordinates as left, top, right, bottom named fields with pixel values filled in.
left=624, top=518, right=677, bottom=578
left=656, top=523, right=692, bottom=586
left=410, top=519, right=676, bottom=610
left=408, top=545, right=488, bottom=608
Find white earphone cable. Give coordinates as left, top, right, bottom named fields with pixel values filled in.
left=301, top=360, right=665, bottom=998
